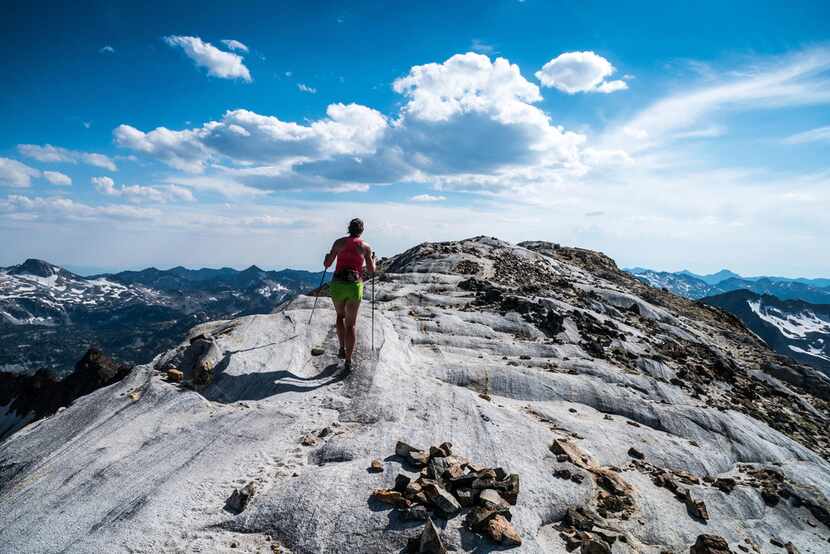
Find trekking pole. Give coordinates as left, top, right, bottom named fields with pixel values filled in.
left=307, top=268, right=327, bottom=327
left=371, top=270, right=375, bottom=354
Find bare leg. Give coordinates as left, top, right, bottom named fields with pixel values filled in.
left=344, top=300, right=361, bottom=362
left=333, top=299, right=346, bottom=354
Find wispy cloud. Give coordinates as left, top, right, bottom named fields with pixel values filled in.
left=410, top=194, right=446, bottom=202
left=297, top=83, right=317, bottom=94
left=92, top=176, right=195, bottom=203
left=470, top=39, right=496, bottom=55
left=220, top=39, right=248, bottom=53
left=784, top=125, right=830, bottom=144
left=163, top=35, right=252, bottom=82
left=17, top=144, right=117, bottom=171
left=605, top=47, right=830, bottom=151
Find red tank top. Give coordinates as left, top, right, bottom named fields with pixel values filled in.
left=335, top=237, right=365, bottom=274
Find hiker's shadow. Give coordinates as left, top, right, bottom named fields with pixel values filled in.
left=201, top=350, right=346, bottom=403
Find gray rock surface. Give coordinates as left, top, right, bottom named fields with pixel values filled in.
left=1, top=237, right=829, bottom=553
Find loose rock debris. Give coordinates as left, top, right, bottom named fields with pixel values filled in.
left=370, top=440, right=522, bottom=551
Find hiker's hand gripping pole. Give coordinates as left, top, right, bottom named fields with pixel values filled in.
left=307, top=267, right=327, bottom=327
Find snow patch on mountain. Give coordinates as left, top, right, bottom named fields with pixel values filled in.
left=748, top=299, right=830, bottom=339
left=2, top=238, right=829, bottom=553
left=789, top=344, right=830, bottom=362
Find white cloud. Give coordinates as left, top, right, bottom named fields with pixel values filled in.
left=604, top=47, right=830, bottom=152
left=115, top=103, right=389, bottom=173
left=92, top=176, right=196, bottom=203
left=163, top=35, right=252, bottom=82
left=99, top=46, right=115, bottom=54
left=43, top=171, right=72, bottom=186
left=393, top=52, right=543, bottom=122
left=673, top=126, right=727, bottom=140
left=82, top=121, right=91, bottom=129
left=297, top=83, right=317, bottom=94
left=17, top=144, right=117, bottom=171
left=784, top=125, right=830, bottom=144
left=115, top=52, right=594, bottom=195
left=220, top=39, right=249, bottom=53
left=2, top=194, right=160, bottom=221
left=0, top=158, right=40, bottom=188
left=535, top=51, right=628, bottom=94
left=410, top=194, right=446, bottom=202
left=325, top=183, right=370, bottom=193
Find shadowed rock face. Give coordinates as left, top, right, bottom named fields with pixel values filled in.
left=1, top=237, right=829, bottom=553
left=0, top=348, right=131, bottom=440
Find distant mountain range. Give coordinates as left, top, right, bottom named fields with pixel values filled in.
left=0, top=259, right=325, bottom=376
left=701, top=290, right=830, bottom=374
left=625, top=267, right=830, bottom=304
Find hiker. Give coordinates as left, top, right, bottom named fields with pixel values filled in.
left=323, top=218, right=376, bottom=372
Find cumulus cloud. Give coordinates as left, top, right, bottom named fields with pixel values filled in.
left=115, top=103, right=389, bottom=173
left=92, top=176, right=196, bottom=203
left=220, top=39, right=249, bottom=53
left=115, top=52, right=595, bottom=194
left=0, top=158, right=40, bottom=188
left=410, top=194, right=446, bottom=202
left=297, top=83, right=317, bottom=94
left=43, top=171, right=72, bottom=186
left=535, top=51, right=628, bottom=94
left=163, top=35, right=252, bottom=82
left=17, top=144, right=117, bottom=171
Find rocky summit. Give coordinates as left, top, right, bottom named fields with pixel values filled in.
left=1, top=237, right=829, bottom=553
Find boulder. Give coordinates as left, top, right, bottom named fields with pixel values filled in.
left=225, top=481, right=256, bottom=513
left=580, top=537, right=611, bottom=554
left=396, top=441, right=421, bottom=457
left=564, top=507, right=594, bottom=531
left=714, top=477, right=736, bottom=494
left=301, top=434, right=319, bottom=446
left=394, top=474, right=411, bottom=492
left=369, top=459, right=383, bottom=473
left=682, top=490, right=710, bottom=521
left=422, top=481, right=461, bottom=515
left=485, top=514, right=522, bottom=547
left=690, top=534, right=733, bottom=554
left=413, top=517, right=447, bottom=554
left=371, top=489, right=411, bottom=509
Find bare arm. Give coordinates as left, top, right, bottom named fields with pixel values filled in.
left=363, top=243, right=376, bottom=274
left=323, top=240, right=341, bottom=269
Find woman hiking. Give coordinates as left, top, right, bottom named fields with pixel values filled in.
left=323, top=218, right=376, bottom=372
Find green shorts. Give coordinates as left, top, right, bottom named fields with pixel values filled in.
left=330, top=280, right=364, bottom=302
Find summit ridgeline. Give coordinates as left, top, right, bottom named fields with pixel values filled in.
left=1, top=237, right=829, bottom=553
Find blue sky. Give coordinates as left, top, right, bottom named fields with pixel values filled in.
left=1, top=1, right=829, bottom=275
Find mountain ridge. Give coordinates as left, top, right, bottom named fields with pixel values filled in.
left=701, top=289, right=830, bottom=375
left=0, top=259, right=325, bottom=375
left=2, top=236, right=828, bottom=553
left=627, top=267, right=830, bottom=304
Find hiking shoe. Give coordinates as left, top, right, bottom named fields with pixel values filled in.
left=338, top=346, right=346, bottom=359
left=344, top=359, right=352, bottom=373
